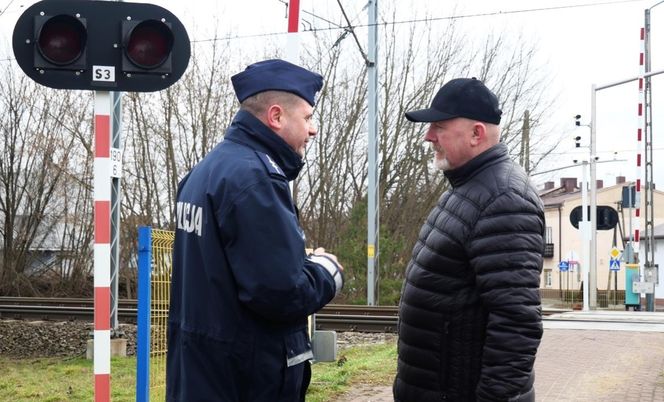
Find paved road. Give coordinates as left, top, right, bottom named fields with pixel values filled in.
left=333, top=312, right=664, bottom=402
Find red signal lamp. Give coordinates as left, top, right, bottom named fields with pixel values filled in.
left=34, top=14, right=87, bottom=70
left=123, top=19, right=174, bottom=73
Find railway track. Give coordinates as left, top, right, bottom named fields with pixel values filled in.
left=0, top=297, right=565, bottom=333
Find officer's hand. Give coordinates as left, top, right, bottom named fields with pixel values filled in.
left=313, top=247, right=344, bottom=271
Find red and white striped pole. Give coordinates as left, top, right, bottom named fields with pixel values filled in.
left=285, top=0, right=300, bottom=63
left=94, top=91, right=112, bottom=402
left=634, top=28, right=645, bottom=259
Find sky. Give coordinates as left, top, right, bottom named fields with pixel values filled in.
left=1, top=0, right=663, bottom=190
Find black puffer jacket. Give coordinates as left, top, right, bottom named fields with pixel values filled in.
left=394, top=143, right=544, bottom=402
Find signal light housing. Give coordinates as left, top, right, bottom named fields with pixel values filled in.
left=34, top=14, right=87, bottom=69
left=569, top=205, right=619, bottom=231
left=123, top=19, right=174, bottom=73
left=13, top=0, right=190, bottom=92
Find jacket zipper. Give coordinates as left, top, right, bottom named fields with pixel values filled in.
left=440, top=321, right=450, bottom=400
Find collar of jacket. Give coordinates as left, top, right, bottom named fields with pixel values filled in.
left=226, top=109, right=305, bottom=181
left=444, top=142, right=509, bottom=187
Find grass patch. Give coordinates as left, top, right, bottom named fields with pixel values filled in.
left=307, top=341, right=397, bottom=402
left=0, top=340, right=397, bottom=402
left=0, top=356, right=136, bottom=402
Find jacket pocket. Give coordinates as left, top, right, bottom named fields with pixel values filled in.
left=279, top=330, right=313, bottom=401
left=285, top=329, right=314, bottom=367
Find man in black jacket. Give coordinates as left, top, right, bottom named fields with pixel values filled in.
left=167, top=59, right=344, bottom=402
left=393, top=78, right=545, bottom=402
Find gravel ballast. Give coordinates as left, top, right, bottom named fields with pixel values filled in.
left=0, top=319, right=394, bottom=359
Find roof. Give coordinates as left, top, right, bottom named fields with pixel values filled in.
left=539, top=182, right=664, bottom=208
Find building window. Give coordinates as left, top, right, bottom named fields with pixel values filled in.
left=543, top=226, right=554, bottom=258
left=544, top=269, right=552, bottom=288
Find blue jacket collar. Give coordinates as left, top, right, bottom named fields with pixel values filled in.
left=226, top=109, right=305, bottom=181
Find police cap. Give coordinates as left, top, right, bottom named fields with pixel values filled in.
left=231, top=59, right=324, bottom=106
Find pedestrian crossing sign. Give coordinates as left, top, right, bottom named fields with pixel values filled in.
left=609, top=258, right=620, bottom=271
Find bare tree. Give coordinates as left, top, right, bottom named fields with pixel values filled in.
left=0, top=65, right=93, bottom=296
left=295, top=5, right=558, bottom=303
left=117, top=38, right=240, bottom=296
left=0, top=5, right=559, bottom=302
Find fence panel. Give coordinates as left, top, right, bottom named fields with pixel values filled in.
left=136, top=227, right=174, bottom=402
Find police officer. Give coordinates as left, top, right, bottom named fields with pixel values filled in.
left=166, top=59, right=344, bottom=402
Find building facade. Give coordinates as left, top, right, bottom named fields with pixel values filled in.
left=539, top=176, right=664, bottom=306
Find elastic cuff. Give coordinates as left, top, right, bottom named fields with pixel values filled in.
left=308, top=255, right=344, bottom=296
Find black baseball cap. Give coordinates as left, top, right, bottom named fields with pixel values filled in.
left=405, top=78, right=502, bottom=124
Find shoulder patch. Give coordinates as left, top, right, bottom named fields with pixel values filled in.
left=256, top=152, right=286, bottom=179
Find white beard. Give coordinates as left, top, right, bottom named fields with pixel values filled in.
left=430, top=143, right=450, bottom=171
left=433, top=156, right=450, bottom=171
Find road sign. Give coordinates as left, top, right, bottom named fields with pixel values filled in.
left=558, top=260, right=569, bottom=272
left=566, top=251, right=579, bottom=269
left=609, top=247, right=621, bottom=260
left=609, top=258, right=620, bottom=271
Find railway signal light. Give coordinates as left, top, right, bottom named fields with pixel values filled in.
left=34, top=14, right=87, bottom=70
left=122, top=19, right=174, bottom=74
left=569, top=205, right=619, bottom=230
left=12, top=0, right=190, bottom=92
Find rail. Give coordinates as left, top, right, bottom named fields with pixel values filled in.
left=0, top=297, right=566, bottom=333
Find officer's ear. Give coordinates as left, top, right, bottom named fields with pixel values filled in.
left=266, top=104, right=285, bottom=131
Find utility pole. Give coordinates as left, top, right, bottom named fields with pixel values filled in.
left=590, top=86, right=598, bottom=309
left=643, top=6, right=658, bottom=312
left=579, top=160, right=591, bottom=311
left=367, top=0, right=379, bottom=305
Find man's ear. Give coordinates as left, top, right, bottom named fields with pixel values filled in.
left=266, top=104, right=284, bottom=131
left=470, top=122, right=486, bottom=147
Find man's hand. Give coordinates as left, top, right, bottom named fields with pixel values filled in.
left=312, top=247, right=344, bottom=271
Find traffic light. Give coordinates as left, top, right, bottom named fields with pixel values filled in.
left=569, top=205, right=619, bottom=230
left=13, top=0, right=190, bottom=92
left=574, top=135, right=581, bottom=148
left=574, top=114, right=581, bottom=126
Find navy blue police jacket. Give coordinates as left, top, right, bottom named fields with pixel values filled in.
left=166, top=110, right=340, bottom=402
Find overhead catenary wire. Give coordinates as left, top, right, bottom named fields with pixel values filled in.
left=275, top=0, right=345, bottom=28
left=186, top=0, right=646, bottom=43
left=0, top=0, right=647, bottom=59
left=0, top=0, right=15, bottom=18
left=335, top=0, right=370, bottom=65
